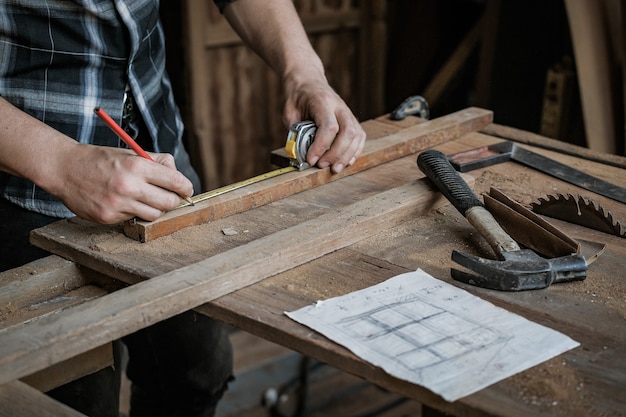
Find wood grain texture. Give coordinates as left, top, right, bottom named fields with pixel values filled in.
left=12, top=175, right=451, bottom=385
left=0, top=381, right=87, bottom=417
left=124, top=107, right=493, bottom=242
left=199, top=133, right=626, bottom=417
left=0, top=255, right=114, bottom=394
left=16, top=117, right=626, bottom=416
left=20, top=344, right=113, bottom=393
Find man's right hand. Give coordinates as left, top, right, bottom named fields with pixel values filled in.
left=52, top=144, right=194, bottom=223
left=0, top=98, right=193, bottom=224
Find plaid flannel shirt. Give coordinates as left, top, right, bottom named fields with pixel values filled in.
left=0, top=0, right=232, bottom=217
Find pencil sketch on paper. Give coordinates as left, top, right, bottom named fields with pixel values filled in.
left=336, top=293, right=512, bottom=379
left=286, top=268, right=579, bottom=402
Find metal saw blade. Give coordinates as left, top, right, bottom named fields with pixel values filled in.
left=531, top=193, right=625, bottom=238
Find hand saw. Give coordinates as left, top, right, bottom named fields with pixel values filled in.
left=177, top=121, right=317, bottom=208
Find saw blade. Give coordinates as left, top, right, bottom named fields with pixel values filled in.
left=531, top=193, right=625, bottom=238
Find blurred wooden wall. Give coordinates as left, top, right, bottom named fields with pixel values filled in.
left=180, top=0, right=386, bottom=190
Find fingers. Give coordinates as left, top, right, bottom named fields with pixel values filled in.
left=282, top=79, right=366, bottom=174
left=60, top=147, right=195, bottom=224
left=306, top=109, right=366, bottom=174
left=149, top=153, right=195, bottom=200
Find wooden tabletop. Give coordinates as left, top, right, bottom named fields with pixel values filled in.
left=201, top=127, right=626, bottom=417
left=10, top=112, right=626, bottom=416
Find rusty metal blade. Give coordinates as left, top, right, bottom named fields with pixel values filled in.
left=484, top=188, right=579, bottom=259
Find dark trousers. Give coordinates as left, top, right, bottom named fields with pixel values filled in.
left=0, top=198, right=233, bottom=417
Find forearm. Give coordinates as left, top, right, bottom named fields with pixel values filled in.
left=222, top=0, right=366, bottom=174
left=0, top=97, right=76, bottom=196
left=0, top=97, right=193, bottom=223
left=222, top=0, right=325, bottom=83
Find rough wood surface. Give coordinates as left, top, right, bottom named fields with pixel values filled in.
left=0, top=255, right=114, bottom=393
left=12, top=115, right=626, bottom=416
left=20, top=344, right=113, bottom=393
left=199, top=133, right=626, bottom=417
left=123, top=107, right=493, bottom=242
left=0, top=381, right=87, bottom=417
left=10, top=175, right=451, bottom=385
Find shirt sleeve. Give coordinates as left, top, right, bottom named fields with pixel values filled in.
left=213, top=0, right=237, bottom=13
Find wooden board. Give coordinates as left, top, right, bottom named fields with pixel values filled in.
left=0, top=255, right=114, bottom=393
left=14, top=114, right=626, bottom=416
left=564, top=0, right=619, bottom=154
left=20, top=344, right=113, bottom=393
left=123, top=107, right=493, bottom=242
left=5, top=171, right=459, bottom=385
left=0, top=381, right=86, bottom=417
left=197, top=133, right=626, bottom=417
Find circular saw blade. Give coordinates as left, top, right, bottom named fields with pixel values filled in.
left=531, top=193, right=625, bottom=238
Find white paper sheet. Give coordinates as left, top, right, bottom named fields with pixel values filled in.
left=286, top=269, right=579, bottom=402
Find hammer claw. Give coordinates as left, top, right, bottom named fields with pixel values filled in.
left=418, top=149, right=588, bottom=291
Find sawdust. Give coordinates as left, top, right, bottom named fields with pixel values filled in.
left=31, top=154, right=623, bottom=415
left=0, top=302, right=18, bottom=323
left=472, top=168, right=626, bottom=316
left=502, top=357, right=588, bottom=415
left=558, top=256, right=626, bottom=319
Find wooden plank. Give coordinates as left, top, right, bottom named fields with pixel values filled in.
left=20, top=344, right=113, bottom=393
left=0, top=255, right=115, bottom=394
left=0, top=256, right=86, bottom=315
left=0, top=381, right=87, bottom=417
left=204, top=11, right=361, bottom=48
left=123, top=107, right=493, bottom=242
left=1, top=254, right=109, bottom=329
left=0, top=285, right=107, bottom=329
left=13, top=175, right=455, bottom=385
left=182, top=0, right=219, bottom=188
left=564, top=0, right=618, bottom=153
left=197, top=133, right=626, bottom=416
left=474, top=0, right=501, bottom=108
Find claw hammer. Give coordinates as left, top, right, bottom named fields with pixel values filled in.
left=417, top=149, right=587, bottom=291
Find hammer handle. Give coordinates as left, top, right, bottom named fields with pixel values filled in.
left=418, top=150, right=482, bottom=214
left=417, top=150, right=520, bottom=257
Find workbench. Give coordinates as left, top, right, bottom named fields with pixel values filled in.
left=1, top=110, right=625, bottom=416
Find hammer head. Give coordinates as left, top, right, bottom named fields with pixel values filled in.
left=451, top=249, right=587, bottom=291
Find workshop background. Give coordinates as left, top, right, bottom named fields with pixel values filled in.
left=162, top=0, right=624, bottom=192
left=145, top=0, right=625, bottom=416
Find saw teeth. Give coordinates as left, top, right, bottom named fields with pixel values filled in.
left=531, top=193, right=625, bottom=238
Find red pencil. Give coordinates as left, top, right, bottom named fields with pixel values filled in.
left=94, top=107, right=194, bottom=206
left=94, top=107, right=154, bottom=160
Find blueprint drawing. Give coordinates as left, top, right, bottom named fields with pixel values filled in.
left=286, top=269, right=579, bottom=401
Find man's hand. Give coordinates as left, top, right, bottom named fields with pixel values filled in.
left=282, top=73, right=366, bottom=174
left=52, top=144, right=194, bottom=224
left=223, top=0, right=366, bottom=174
left=0, top=97, right=193, bottom=224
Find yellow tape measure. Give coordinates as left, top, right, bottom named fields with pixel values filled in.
left=178, top=121, right=317, bottom=208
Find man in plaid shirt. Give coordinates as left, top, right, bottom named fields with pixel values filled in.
left=0, top=1, right=366, bottom=416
